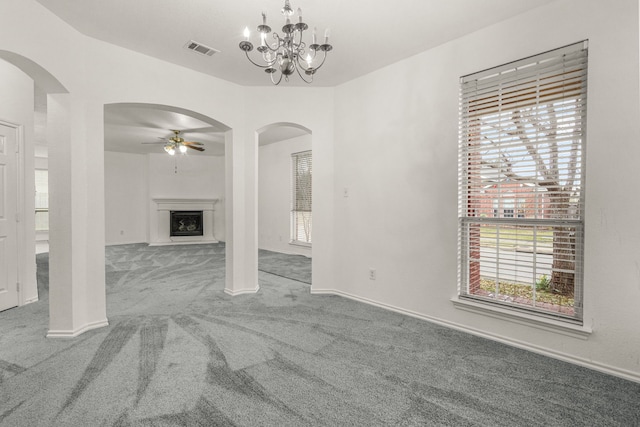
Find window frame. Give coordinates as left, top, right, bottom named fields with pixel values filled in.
left=457, top=41, right=588, bottom=324
left=290, top=150, right=312, bottom=246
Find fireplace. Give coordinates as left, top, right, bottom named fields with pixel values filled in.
left=170, top=211, right=204, bottom=237
left=150, top=198, right=218, bottom=246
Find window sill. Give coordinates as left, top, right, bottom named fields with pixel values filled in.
left=289, top=241, right=311, bottom=248
left=451, top=297, right=592, bottom=340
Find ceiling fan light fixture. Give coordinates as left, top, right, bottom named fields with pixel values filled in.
left=144, top=130, right=205, bottom=155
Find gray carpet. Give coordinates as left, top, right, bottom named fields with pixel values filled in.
left=1, top=243, right=639, bottom=426
left=258, top=249, right=311, bottom=284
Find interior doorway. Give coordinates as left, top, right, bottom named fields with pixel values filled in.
left=257, top=123, right=312, bottom=285
left=0, top=122, right=20, bottom=311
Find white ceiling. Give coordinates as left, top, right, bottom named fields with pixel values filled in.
left=36, top=0, right=555, bottom=88
left=36, top=0, right=556, bottom=154
left=104, top=104, right=226, bottom=156
left=104, top=104, right=309, bottom=156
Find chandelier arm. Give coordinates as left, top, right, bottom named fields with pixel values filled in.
left=294, top=50, right=315, bottom=71
left=294, top=48, right=328, bottom=72
left=309, top=50, right=328, bottom=71
left=260, top=52, right=278, bottom=67
left=244, top=51, right=274, bottom=69
left=264, top=33, right=284, bottom=52
left=294, top=63, right=314, bottom=84
left=270, top=71, right=284, bottom=85
left=291, top=30, right=305, bottom=51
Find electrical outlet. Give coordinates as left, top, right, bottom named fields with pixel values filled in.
left=369, top=269, right=376, bottom=280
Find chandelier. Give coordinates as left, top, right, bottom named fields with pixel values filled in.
left=239, top=0, right=332, bottom=85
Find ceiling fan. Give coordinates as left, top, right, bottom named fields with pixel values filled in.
left=142, top=129, right=205, bottom=155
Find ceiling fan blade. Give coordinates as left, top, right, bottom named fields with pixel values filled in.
left=183, top=141, right=204, bottom=146
left=186, top=145, right=205, bottom=152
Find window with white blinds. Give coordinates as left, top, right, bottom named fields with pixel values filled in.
left=291, top=150, right=312, bottom=244
left=458, top=41, right=587, bottom=321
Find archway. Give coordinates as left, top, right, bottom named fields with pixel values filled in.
left=256, top=122, right=313, bottom=286
left=103, top=102, right=231, bottom=306
left=0, top=50, right=74, bottom=334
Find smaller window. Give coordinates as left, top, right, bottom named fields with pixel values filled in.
left=35, top=169, right=49, bottom=231
left=291, top=151, right=312, bottom=245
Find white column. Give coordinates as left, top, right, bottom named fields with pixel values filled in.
left=47, top=94, right=108, bottom=337
left=224, top=129, right=259, bottom=295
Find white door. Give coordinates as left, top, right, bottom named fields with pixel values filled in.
left=0, top=122, right=18, bottom=311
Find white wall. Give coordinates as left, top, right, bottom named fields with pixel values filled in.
left=259, top=134, right=312, bottom=256
left=147, top=153, right=225, bottom=242
left=329, top=0, right=640, bottom=381
left=104, top=151, right=148, bottom=245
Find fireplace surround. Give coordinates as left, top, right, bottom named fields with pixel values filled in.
left=150, top=198, right=218, bottom=245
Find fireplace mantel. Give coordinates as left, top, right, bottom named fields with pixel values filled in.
left=149, top=198, right=219, bottom=246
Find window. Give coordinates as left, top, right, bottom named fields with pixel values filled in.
left=291, top=150, right=312, bottom=245
left=458, top=41, right=587, bottom=321
left=503, top=198, right=515, bottom=218
left=35, top=169, right=49, bottom=231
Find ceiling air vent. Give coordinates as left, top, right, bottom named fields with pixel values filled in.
left=184, top=40, right=219, bottom=56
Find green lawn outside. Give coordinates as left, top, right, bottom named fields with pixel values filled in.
left=478, top=225, right=553, bottom=249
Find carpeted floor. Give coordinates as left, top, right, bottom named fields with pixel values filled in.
left=258, top=249, right=311, bottom=284
left=0, top=243, right=639, bottom=426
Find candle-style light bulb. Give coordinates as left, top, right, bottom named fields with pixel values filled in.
left=260, top=32, right=266, bottom=46
left=324, top=28, right=330, bottom=43
left=262, top=12, right=267, bottom=25
left=298, top=7, right=302, bottom=23
left=243, top=27, right=250, bottom=41
left=312, top=27, right=317, bottom=44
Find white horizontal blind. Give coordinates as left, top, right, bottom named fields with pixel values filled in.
left=458, top=41, right=587, bottom=321
left=292, top=151, right=312, bottom=244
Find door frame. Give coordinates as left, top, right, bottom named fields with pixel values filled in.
left=1, top=119, right=26, bottom=306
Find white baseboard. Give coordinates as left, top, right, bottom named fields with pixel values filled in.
left=106, top=241, right=147, bottom=246
left=47, top=318, right=110, bottom=338
left=310, top=288, right=640, bottom=384
left=24, top=296, right=39, bottom=305
left=224, top=285, right=260, bottom=296
left=107, top=240, right=226, bottom=247
left=148, top=239, right=219, bottom=247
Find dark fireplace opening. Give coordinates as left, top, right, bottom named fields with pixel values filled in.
left=170, top=211, right=203, bottom=237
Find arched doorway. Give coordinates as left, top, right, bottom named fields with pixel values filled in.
left=103, top=103, right=231, bottom=309
left=256, top=122, right=313, bottom=286
left=0, top=50, right=68, bottom=306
